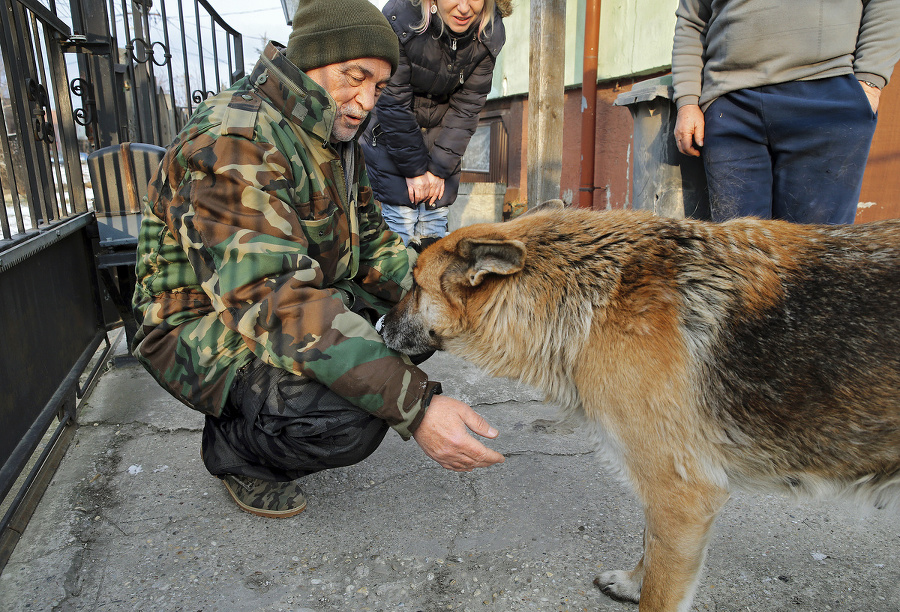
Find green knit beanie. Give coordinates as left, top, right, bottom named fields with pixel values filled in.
left=286, top=0, right=399, bottom=74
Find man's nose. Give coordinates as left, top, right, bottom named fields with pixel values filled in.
left=358, top=84, right=378, bottom=111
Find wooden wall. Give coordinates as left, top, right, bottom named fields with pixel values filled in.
left=857, top=80, right=900, bottom=222
left=486, top=74, right=900, bottom=222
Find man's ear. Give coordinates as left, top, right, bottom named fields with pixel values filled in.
left=457, top=238, right=526, bottom=286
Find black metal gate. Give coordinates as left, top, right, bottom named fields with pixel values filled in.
left=0, top=0, right=246, bottom=569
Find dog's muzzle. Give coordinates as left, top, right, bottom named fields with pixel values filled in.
left=379, top=309, right=440, bottom=356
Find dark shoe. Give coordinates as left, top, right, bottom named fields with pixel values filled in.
left=220, top=474, right=307, bottom=518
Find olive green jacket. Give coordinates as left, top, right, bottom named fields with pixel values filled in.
left=132, top=43, right=438, bottom=438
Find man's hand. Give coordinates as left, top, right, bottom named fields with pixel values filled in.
left=859, top=81, right=881, bottom=114
left=412, top=395, right=505, bottom=471
left=674, top=104, right=705, bottom=157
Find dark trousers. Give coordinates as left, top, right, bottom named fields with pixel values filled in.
left=701, top=75, right=878, bottom=224
left=201, top=359, right=389, bottom=482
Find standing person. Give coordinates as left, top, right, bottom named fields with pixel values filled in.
left=672, top=0, right=900, bottom=223
left=131, top=0, right=504, bottom=520
left=361, top=0, right=511, bottom=244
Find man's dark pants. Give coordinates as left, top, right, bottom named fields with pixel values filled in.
left=201, top=359, right=389, bottom=482
left=701, top=74, right=878, bottom=224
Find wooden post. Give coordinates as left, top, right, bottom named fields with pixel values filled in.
left=527, top=0, right=566, bottom=207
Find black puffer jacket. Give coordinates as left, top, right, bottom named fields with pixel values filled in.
left=361, top=0, right=507, bottom=209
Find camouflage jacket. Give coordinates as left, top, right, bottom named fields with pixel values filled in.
left=132, top=43, right=439, bottom=438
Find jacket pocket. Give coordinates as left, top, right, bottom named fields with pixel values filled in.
left=852, top=78, right=879, bottom=120
left=357, top=185, right=375, bottom=213
left=300, top=210, right=339, bottom=250
left=294, top=192, right=338, bottom=221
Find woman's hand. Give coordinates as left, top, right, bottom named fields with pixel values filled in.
left=406, top=175, right=429, bottom=204
left=425, top=172, right=445, bottom=204
left=406, top=172, right=445, bottom=205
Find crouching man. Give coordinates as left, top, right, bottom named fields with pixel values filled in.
left=132, top=0, right=503, bottom=518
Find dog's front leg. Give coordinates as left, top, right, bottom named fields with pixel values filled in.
left=594, top=539, right=645, bottom=604
left=596, top=479, right=728, bottom=611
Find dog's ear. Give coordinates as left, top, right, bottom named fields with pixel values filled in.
left=457, top=238, right=526, bottom=286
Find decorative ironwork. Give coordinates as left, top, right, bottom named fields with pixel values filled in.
left=192, top=89, right=216, bottom=103
left=127, top=37, right=151, bottom=64
left=26, top=78, right=55, bottom=144
left=149, top=41, right=171, bottom=67
left=70, top=78, right=96, bottom=128
left=126, top=38, right=170, bottom=67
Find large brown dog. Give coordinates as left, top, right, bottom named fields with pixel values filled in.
left=380, top=205, right=900, bottom=612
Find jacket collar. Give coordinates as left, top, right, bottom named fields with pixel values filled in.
left=248, top=42, right=337, bottom=145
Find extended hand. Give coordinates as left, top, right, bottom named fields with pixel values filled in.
left=412, top=395, right=505, bottom=471
left=674, top=104, right=705, bottom=157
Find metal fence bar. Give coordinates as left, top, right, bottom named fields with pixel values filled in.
left=0, top=0, right=248, bottom=573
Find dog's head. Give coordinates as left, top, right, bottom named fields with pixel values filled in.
left=380, top=227, right=527, bottom=356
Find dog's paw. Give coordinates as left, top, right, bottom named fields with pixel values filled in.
left=594, top=570, right=641, bottom=604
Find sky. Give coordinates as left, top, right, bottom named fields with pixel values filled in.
left=211, top=0, right=388, bottom=69
left=211, top=0, right=292, bottom=68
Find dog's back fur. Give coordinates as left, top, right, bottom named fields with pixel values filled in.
left=381, top=208, right=900, bottom=611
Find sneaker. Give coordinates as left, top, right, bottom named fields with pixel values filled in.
left=220, top=474, right=307, bottom=518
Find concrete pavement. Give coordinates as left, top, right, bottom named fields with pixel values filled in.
left=0, top=332, right=898, bottom=611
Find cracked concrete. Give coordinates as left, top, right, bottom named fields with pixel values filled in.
left=0, top=333, right=898, bottom=611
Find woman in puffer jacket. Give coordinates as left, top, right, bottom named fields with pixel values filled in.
left=361, top=0, right=511, bottom=244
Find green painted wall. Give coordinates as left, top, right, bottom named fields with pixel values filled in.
left=492, top=0, right=678, bottom=98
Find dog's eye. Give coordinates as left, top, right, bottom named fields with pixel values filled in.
left=428, top=329, right=436, bottom=337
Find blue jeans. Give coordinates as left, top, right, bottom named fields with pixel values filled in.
left=381, top=203, right=449, bottom=244
left=701, top=75, right=878, bottom=224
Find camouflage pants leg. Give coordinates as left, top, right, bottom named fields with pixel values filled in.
left=201, top=358, right=389, bottom=482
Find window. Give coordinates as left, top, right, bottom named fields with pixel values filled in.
left=460, top=116, right=508, bottom=184
left=461, top=124, right=491, bottom=173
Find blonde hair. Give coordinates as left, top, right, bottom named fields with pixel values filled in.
left=411, top=0, right=499, bottom=40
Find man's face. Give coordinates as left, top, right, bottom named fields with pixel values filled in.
left=306, top=58, right=392, bottom=142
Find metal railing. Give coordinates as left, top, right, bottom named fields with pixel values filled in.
left=1, top=0, right=244, bottom=247
left=0, top=0, right=246, bottom=571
